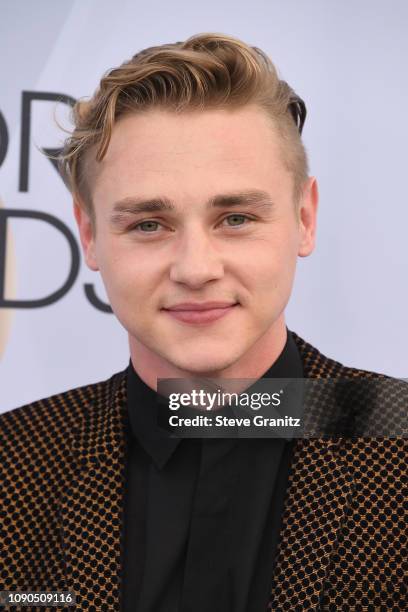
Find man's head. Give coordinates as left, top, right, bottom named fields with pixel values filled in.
left=62, top=33, right=318, bottom=381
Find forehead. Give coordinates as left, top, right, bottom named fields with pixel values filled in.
left=89, top=106, right=292, bottom=206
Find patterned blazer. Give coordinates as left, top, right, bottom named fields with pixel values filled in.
left=1, top=332, right=406, bottom=611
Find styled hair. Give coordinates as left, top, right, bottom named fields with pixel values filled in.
left=58, top=32, right=309, bottom=225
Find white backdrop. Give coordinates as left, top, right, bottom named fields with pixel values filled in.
left=1, top=0, right=407, bottom=413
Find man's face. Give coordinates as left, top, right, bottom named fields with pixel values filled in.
left=75, top=106, right=317, bottom=376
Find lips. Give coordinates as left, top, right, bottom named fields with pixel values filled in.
left=165, top=301, right=237, bottom=311
left=162, top=302, right=238, bottom=324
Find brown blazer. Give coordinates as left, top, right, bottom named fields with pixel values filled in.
left=1, top=332, right=406, bottom=611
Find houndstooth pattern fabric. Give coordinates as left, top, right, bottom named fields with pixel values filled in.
left=1, top=332, right=407, bottom=611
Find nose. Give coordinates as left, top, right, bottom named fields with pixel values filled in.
left=169, top=228, right=224, bottom=288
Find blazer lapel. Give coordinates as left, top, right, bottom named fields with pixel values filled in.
left=57, top=370, right=129, bottom=609
left=267, top=335, right=356, bottom=610
left=267, top=437, right=354, bottom=610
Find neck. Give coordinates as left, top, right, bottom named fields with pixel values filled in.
left=129, top=316, right=288, bottom=392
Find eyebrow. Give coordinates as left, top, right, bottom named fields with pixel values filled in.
left=109, top=190, right=275, bottom=224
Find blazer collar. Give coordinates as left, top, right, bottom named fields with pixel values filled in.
left=70, top=367, right=129, bottom=466
left=57, top=369, right=129, bottom=607
left=267, top=332, right=356, bottom=609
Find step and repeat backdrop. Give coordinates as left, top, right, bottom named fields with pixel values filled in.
left=1, top=0, right=407, bottom=412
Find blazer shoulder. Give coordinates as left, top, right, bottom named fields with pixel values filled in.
left=291, top=330, right=407, bottom=436
left=0, top=368, right=128, bottom=435
left=0, top=368, right=129, bottom=515
left=290, top=330, right=395, bottom=380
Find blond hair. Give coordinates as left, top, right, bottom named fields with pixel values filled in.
left=58, top=32, right=309, bottom=225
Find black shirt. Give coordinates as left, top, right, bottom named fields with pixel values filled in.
left=121, top=327, right=303, bottom=612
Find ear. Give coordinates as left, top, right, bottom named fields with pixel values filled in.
left=298, top=177, right=318, bottom=257
left=73, top=199, right=99, bottom=271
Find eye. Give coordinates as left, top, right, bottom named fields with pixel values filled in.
left=134, top=220, right=161, bottom=232
left=222, top=214, right=251, bottom=227
left=130, top=214, right=253, bottom=235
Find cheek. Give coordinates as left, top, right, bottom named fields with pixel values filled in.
left=96, top=243, right=159, bottom=316
left=243, top=233, right=298, bottom=294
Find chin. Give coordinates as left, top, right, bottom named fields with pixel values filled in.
left=180, top=362, right=228, bottom=377
left=167, top=347, right=242, bottom=377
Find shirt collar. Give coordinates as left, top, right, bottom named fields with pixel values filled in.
left=126, top=326, right=303, bottom=469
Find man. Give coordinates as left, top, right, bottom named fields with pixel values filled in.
left=1, top=33, right=406, bottom=611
